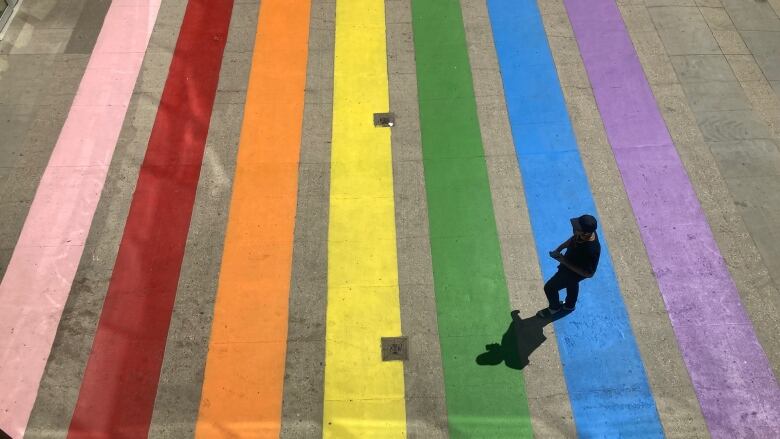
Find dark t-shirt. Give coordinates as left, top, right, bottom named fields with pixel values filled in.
left=559, top=233, right=601, bottom=279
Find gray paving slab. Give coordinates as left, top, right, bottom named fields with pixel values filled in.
left=0, top=197, right=29, bottom=280
left=712, top=29, right=751, bottom=54
left=228, top=2, right=261, bottom=29
left=725, top=175, right=780, bottom=282
left=642, top=52, right=685, bottom=84
left=6, top=28, right=72, bottom=55
left=540, top=13, right=576, bottom=37
left=720, top=0, right=780, bottom=31
left=152, top=341, right=214, bottom=436
left=0, top=165, right=44, bottom=206
left=538, top=0, right=568, bottom=16
left=392, top=162, right=431, bottom=241
left=39, top=53, right=89, bottom=96
left=0, top=166, right=10, bottom=191
left=462, top=1, right=577, bottom=436
left=695, top=0, right=722, bottom=7
left=22, top=0, right=182, bottom=435
left=547, top=35, right=582, bottom=65
left=223, top=25, right=257, bottom=54
left=648, top=6, right=721, bottom=55
left=740, top=31, right=780, bottom=80
left=0, top=54, right=52, bottom=106
left=279, top=1, right=335, bottom=437
left=214, top=89, right=247, bottom=105
left=726, top=54, right=768, bottom=82
left=0, top=106, right=34, bottom=159
left=669, top=54, right=736, bottom=83
left=681, top=80, right=752, bottom=111
left=216, top=52, right=252, bottom=92
left=772, top=80, right=780, bottom=96
left=648, top=84, right=704, bottom=143
left=647, top=0, right=697, bottom=6
left=476, top=97, right=521, bottom=158
left=146, top=20, right=185, bottom=55
left=708, top=138, right=780, bottom=178
left=694, top=109, right=774, bottom=141
left=727, top=173, right=780, bottom=208
left=620, top=4, right=659, bottom=33
left=699, top=6, right=735, bottom=31
left=111, top=92, right=164, bottom=167
left=739, top=79, right=780, bottom=139
left=560, top=85, right=601, bottom=126
left=134, top=51, right=176, bottom=96
left=15, top=105, right=78, bottom=162
left=631, top=30, right=670, bottom=56
left=708, top=2, right=780, bottom=139
left=386, top=1, right=449, bottom=437
left=63, top=0, right=111, bottom=54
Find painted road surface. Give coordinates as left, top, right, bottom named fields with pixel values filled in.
left=0, top=0, right=778, bottom=437
left=487, top=0, right=664, bottom=436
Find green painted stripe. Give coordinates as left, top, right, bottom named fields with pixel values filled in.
left=410, top=1, right=533, bottom=437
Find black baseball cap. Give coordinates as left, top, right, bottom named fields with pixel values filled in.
left=570, top=214, right=597, bottom=233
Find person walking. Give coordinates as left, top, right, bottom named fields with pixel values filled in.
left=536, top=214, right=601, bottom=318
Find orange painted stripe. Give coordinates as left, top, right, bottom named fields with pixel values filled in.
left=195, top=0, right=311, bottom=437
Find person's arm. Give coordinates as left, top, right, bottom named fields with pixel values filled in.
left=557, top=258, right=591, bottom=278
left=559, top=243, right=600, bottom=278
left=554, top=237, right=572, bottom=253
left=549, top=237, right=573, bottom=260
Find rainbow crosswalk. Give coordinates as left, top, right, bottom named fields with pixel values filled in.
left=0, top=0, right=779, bottom=437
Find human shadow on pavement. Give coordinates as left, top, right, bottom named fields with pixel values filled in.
left=476, top=309, right=570, bottom=370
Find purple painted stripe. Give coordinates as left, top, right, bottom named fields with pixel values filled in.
left=563, top=0, right=780, bottom=437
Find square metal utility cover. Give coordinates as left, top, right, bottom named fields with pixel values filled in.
left=374, top=112, right=395, bottom=127
left=381, top=336, right=408, bottom=361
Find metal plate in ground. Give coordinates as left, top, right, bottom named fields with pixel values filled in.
left=381, top=336, right=408, bottom=361
left=374, top=112, right=395, bottom=127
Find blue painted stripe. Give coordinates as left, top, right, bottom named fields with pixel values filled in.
left=486, top=1, right=665, bottom=437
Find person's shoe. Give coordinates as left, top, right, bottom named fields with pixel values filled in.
left=536, top=307, right=562, bottom=318
left=562, top=303, right=575, bottom=312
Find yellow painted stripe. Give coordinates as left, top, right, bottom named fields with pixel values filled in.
left=323, top=0, right=406, bottom=437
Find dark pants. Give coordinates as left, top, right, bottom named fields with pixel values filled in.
left=544, top=268, right=582, bottom=309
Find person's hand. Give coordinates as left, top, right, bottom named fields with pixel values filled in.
left=549, top=250, right=562, bottom=260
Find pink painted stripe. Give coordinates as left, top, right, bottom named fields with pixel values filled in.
left=0, top=1, right=161, bottom=437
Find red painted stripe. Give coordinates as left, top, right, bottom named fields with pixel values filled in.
left=66, top=0, right=234, bottom=437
